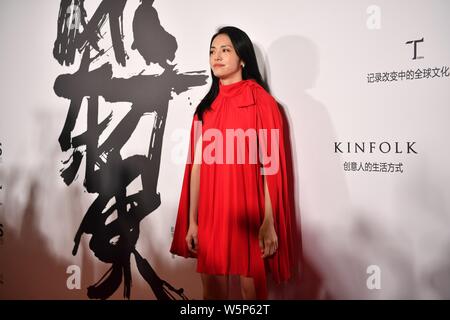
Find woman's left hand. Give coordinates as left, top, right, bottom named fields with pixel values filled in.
left=258, top=218, right=278, bottom=258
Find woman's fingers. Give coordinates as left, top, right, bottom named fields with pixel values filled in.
left=269, top=241, right=275, bottom=256
left=268, top=244, right=274, bottom=257
left=272, top=239, right=278, bottom=255
left=259, top=220, right=278, bottom=258
left=261, top=240, right=272, bottom=258
left=193, top=235, right=198, bottom=252
left=261, top=239, right=278, bottom=258
left=263, top=242, right=270, bottom=258
left=189, top=240, right=197, bottom=253
left=186, top=235, right=192, bottom=251
left=186, top=234, right=198, bottom=253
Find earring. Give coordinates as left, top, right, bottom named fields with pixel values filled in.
left=241, top=63, right=245, bottom=68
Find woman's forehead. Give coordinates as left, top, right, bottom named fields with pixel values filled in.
left=211, top=34, right=233, bottom=47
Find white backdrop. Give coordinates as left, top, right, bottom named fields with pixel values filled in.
left=0, top=0, right=449, bottom=299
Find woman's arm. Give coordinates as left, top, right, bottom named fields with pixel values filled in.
left=259, top=175, right=278, bottom=258
left=189, top=163, right=200, bottom=226
left=263, top=175, right=274, bottom=224
left=186, top=133, right=202, bottom=253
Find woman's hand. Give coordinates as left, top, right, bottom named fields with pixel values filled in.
left=258, top=218, right=278, bottom=258
left=186, top=222, right=199, bottom=254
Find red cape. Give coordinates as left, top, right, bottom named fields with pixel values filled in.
left=170, top=80, right=298, bottom=299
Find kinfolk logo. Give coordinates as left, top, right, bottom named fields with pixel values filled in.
left=334, top=141, right=418, bottom=154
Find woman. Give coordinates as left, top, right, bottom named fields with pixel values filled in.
left=170, top=26, right=297, bottom=300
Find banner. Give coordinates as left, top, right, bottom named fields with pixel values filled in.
left=1, top=0, right=449, bottom=300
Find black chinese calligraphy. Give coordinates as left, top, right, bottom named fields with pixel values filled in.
left=53, top=0, right=208, bottom=300
left=131, top=0, right=178, bottom=70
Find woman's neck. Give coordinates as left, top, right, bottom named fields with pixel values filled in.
left=219, top=73, right=243, bottom=85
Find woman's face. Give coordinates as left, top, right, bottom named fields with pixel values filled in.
left=209, top=33, right=243, bottom=84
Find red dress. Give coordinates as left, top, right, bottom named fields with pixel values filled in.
left=170, top=79, right=297, bottom=299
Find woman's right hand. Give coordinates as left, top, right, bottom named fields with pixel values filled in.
left=186, top=222, right=198, bottom=254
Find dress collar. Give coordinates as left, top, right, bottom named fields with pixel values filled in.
left=216, top=79, right=255, bottom=108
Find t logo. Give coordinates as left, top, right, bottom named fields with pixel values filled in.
left=366, top=265, right=381, bottom=290
left=405, top=38, right=424, bottom=60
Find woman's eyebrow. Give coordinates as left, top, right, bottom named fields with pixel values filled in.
left=210, top=44, right=232, bottom=49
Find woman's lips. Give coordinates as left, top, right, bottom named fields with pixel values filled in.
left=213, top=64, right=225, bottom=68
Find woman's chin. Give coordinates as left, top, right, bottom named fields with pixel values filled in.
left=213, top=71, right=225, bottom=78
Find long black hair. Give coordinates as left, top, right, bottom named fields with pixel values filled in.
left=195, top=26, right=266, bottom=121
